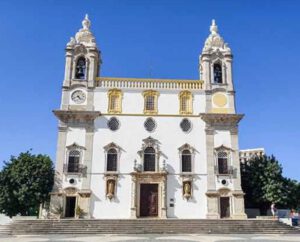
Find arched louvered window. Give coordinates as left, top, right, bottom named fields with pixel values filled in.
left=218, top=151, right=228, bottom=174
left=107, top=148, right=118, bottom=171
left=213, top=63, right=222, bottom=84
left=144, top=147, right=156, bottom=171
left=75, top=57, right=86, bottom=79
left=68, top=150, right=80, bottom=173
left=182, top=150, right=192, bottom=172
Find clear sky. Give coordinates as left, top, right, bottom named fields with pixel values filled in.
left=0, top=0, right=299, bottom=181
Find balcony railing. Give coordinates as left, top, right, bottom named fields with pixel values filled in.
left=214, top=165, right=236, bottom=176
left=96, top=77, right=204, bottom=90
left=63, top=164, right=87, bottom=176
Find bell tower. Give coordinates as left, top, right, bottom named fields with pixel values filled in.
left=200, top=20, right=235, bottom=114
left=61, top=14, right=102, bottom=110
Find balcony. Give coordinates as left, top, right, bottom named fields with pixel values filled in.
left=63, top=164, right=87, bottom=176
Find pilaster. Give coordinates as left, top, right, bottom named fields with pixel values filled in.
left=53, top=123, right=68, bottom=191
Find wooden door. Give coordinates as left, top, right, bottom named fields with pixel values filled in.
left=220, top=197, right=230, bottom=218
left=140, top=184, right=158, bottom=217
left=65, top=197, right=76, bottom=218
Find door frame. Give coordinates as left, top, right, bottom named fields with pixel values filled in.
left=64, top=196, right=77, bottom=218
left=139, top=183, right=159, bottom=217
left=219, top=196, right=231, bottom=219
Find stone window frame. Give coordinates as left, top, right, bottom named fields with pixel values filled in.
left=103, top=142, right=122, bottom=173
left=214, top=145, right=233, bottom=176
left=143, top=90, right=159, bottom=115
left=107, top=89, right=123, bottom=114
left=179, top=91, right=193, bottom=115
left=178, top=143, right=196, bottom=174
left=210, top=58, right=226, bottom=85
left=65, top=143, right=86, bottom=174
left=138, top=136, right=162, bottom=172
left=72, top=51, right=89, bottom=81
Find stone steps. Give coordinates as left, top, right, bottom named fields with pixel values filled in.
left=7, top=219, right=300, bottom=235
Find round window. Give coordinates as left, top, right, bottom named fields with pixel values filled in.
left=107, top=117, right=120, bottom=131
left=180, top=118, right=192, bottom=132
left=144, top=118, right=156, bottom=132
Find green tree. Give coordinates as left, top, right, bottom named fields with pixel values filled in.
left=0, top=151, right=54, bottom=217
left=241, top=155, right=299, bottom=214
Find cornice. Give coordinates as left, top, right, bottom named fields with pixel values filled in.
left=53, top=110, right=100, bottom=123
left=200, top=113, right=244, bottom=127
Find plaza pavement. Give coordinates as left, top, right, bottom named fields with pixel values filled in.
left=1, top=234, right=300, bottom=242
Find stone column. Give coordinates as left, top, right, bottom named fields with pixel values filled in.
left=82, top=125, right=94, bottom=189
left=230, top=127, right=247, bottom=219
left=232, top=193, right=247, bottom=219
left=205, top=126, right=219, bottom=219
left=81, top=124, right=94, bottom=218
left=206, top=193, right=219, bottom=219
left=230, top=127, right=242, bottom=190
left=63, top=49, right=73, bottom=87
left=206, top=127, right=216, bottom=191
left=161, top=175, right=167, bottom=218
left=53, top=124, right=68, bottom=191
left=130, top=175, right=137, bottom=218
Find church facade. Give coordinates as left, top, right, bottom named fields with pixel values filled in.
left=49, top=15, right=247, bottom=219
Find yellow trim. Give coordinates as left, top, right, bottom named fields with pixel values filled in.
left=107, top=89, right=122, bottom=114
left=179, top=91, right=193, bottom=115
left=96, top=76, right=203, bottom=84
left=211, top=108, right=230, bottom=114
left=143, top=90, right=159, bottom=115
left=101, top=113, right=200, bottom=117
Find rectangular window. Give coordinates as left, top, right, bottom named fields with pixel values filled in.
left=68, top=156, right=79, bottom=173
left=145, top=96, right=155, bottom=111
left=182, top=154, right=192, bottom=172
left=218, top=157, right=228, bottom=174
left=110, top=95, right=118, bottom=111
left=181, top=96, right=188, bottom=113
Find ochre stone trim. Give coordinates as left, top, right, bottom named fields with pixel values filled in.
left=53, top=110, right=100, bottom=123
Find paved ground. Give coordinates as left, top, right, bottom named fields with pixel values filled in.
left=1, top=234, right=300, bottom=242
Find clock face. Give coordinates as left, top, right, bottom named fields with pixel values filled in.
left=71, top=90, right=86, bottom=104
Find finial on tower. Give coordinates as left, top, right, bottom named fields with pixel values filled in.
left=82, top=13, right=91, bottom=30
left=210, top=19, right=218, bottom=35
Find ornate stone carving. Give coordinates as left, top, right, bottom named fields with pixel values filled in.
left=200, top=113, right=244, bottom=128
left=53, top=110, right=100, bottom=124
left=203, top=20, right=231, bottom=53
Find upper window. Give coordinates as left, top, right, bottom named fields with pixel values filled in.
left=143, top=90, right=159, bottom=114
left=107, top=148, right=118, bottom=172
left=108, top=89, right=122, bottom=114
left=181, top=150, right=192, bottom=172
left=75, top=57, right=86, bottom=80
left=68, top=150, right=80, bottom=173
left=143, top=147, right=156, bottom=172
left=179, top=91, right=193, bottom=115
left=217, top=151, right=228, bottom=174
left=213, top=63, right=222, bottom=84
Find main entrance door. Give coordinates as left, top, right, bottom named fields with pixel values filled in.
left=140, top=184, right=158, bottom=217
left=220, top=197, right=230, bottom=218
left=65, top=196, right=76, bottom=218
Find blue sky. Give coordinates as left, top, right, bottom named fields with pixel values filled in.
left=0, top=0, right=299, bottom=181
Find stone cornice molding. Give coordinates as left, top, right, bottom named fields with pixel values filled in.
left=53, top=110, right=100, bottom=123
left=200, top=113, right=244, bottom=128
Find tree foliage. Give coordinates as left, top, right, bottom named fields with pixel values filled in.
left=0, top=151, right=54, bottom=217
left=241, top=155, right=300, bottom=214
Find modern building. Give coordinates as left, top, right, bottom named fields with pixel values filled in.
left=239, top=148, right=265, bottom=163
left=49, top=15, right=247, bottom=219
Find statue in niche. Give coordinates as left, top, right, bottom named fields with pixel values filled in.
left=183, top=181, right=191, bottom=199
left=106, top=180, right=115, bottom=200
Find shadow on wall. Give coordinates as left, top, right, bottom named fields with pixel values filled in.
left=166, top=164, right=180, bottom=218
left=94, top=117, right=109, bottom=131
left=89, top=192, right=101, bottom=219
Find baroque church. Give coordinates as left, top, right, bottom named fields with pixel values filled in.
left=49, top=15, right=247, bottom=219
